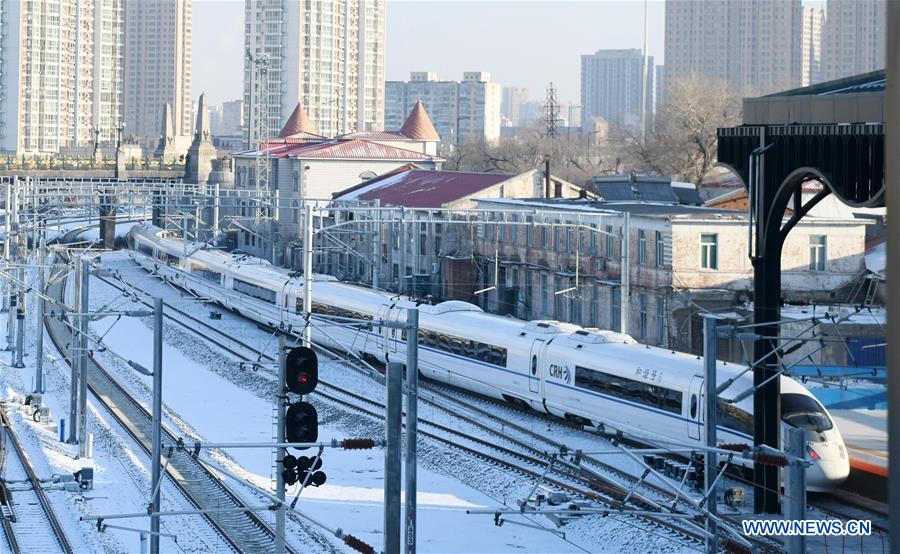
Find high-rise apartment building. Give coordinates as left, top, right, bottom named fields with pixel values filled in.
left=125, top=0, right=193, bottom=149
left=655, top=65, right=666, bottom=108
left=501, top=87, right=530, bottom=127
left=822, top=0, right=886, bottom=81
left=0, top=0, right=125, bottom=154
left=220, top=100, right=245, bottom=136
left=580, top=49, right=653, bottom=130
left=243, top=0, right=385, bottom=142
left=385, top=72, right=502, bottom=144
left=664, top=0, right=802, bottom=96
left=801, top=7, right=825, bottom=86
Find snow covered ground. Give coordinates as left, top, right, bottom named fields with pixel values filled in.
left=0, top=244, right=702, bottom=553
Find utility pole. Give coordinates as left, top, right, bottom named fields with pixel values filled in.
left=78, top=257, right=90, bottom=458
left=703, top=316, right=718, bottom=554
left=302, top=203, right=313, bottom=348
left=886, top=0, right=900, bottom=544
left=68, top=255, right=81, bottom=445
left=150, top=298, right=163, bottom=554
left=34, top=241, right=45, bottom=393
left=784, top=427, right=806, bottom=554
left=13, top=255, right=25, bottom=368
left=620, top=212, right=631, bottom=335
left=275, top=334, right=287, bottom=554
left=384, top=361, right=402, bottom=554
left=5, top=182, right=15, bottom=352
left=404, top=309, right=419, bottom=554
left=640, top=0, right=649, bottom=138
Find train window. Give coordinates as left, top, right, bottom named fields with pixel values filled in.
left=531, top=355, right=537, bottom=375
left=717, top=400, right=753, bottom=436
left=414, top=327, right=507, bottom=367
left=138, top=244, right=154, bottom=256
left=295, top=298, right=304, bottom=313
left=781, top=393, right=833, bottom=432
left=575, top=366, right=682, bottom=415
left=690, top=394, right=697, bottom=418
left=191, top=264, right=220, bottom=283
left=311, top=302, right=373, bottom=321
left=233, top=278, right=277, bottom=303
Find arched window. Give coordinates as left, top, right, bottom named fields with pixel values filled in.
left=292, top=200, right=299, bottom=224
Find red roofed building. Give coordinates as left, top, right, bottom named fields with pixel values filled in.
left=321, top=166, right=585, bottom=292
left=229, top=102, right=444, bottom=261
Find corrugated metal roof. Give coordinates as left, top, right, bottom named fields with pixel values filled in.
left=339, top=131, right=408, bottom=140
left=236, top=139, right=436, bottom=161
left=335, top=169, right=513, bottom=208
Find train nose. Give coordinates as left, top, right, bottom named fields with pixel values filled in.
left=805, top=442, right=850, bottom=492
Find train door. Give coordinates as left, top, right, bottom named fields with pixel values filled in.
left=687, top=376, right=703, bottom=441
left=528, top=339, right=544, bottom=394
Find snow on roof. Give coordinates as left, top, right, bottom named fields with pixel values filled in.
left=865, top=240, right=886, bottom=276
left=334, top=168, right=512, bottom=208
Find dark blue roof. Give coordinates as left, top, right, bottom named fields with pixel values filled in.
left=763, top=70, right=885, bottom=97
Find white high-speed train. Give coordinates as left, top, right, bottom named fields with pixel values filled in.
left=126, top=224, right=849, bottom=491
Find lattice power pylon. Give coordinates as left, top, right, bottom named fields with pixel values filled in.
left=247, top=49, right=271, bottom=221
left=543, top=82, right=561, bottom=139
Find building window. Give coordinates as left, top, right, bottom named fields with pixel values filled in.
left=590, top=225, right=598, bottom=256
left=610, top=287, right=621, bottom=332
left=526, top=218, right=534, bottom=247
left=605, top=225, right=614, bottom=257
left=700, top=234, right=718, bottom=270
left=540, top=274, right=549, bottom=315
left=554, top=275, right=564, bottom=318
left=590, top=286, right=599, bottom=325
left=809, top=235, right=826, bottom=271
left=555, top=226, right=563, bottom=251
left=567, top=228, right=574, bottom=253
left=541, top=226, right=548, bottom=248
left=638, top=293, right=648, bottom=338
left=656, top=296, right=666, bottom=346
left=638, top=230, right=647, bottom=265
left=511, top=216, right=519, bottom=245
left=655, top=231, right=664, bottom=267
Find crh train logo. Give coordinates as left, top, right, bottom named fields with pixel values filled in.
left=548, top=363, right=571, bottom=383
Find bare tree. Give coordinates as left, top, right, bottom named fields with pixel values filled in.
left=620, top=73, right=742, bottom=185
left=441, top=124, right=616, bottom=185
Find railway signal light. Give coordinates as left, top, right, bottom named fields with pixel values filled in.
left=285, top=401, right=318, bottom=448
left=295, top=456, right=327, bottom=487
left=285, top=346, right=318, bottom=395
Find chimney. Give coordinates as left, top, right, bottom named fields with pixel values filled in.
left=544, top=159, right=551, bottom=199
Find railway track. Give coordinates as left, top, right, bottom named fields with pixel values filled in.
left=43, top=251, right=299, bottom=554
left=94, top=264, right=787, bottom=552
left=0, top=406, right=73, bottom=554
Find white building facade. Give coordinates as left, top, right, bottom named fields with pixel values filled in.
left=125, top=0, right=193, bottom=149
left=580, top=49, right=654, bottom=130
left=385, top=72, right=502, bottom=144
left=243, top=0, right=386, bottom=142
left=822, top=0, right=886, bottom=81
left=1, top=0, right=126, bottom=154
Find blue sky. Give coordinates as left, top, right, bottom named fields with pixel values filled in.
left=192, top=0, right=666, bottom=106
